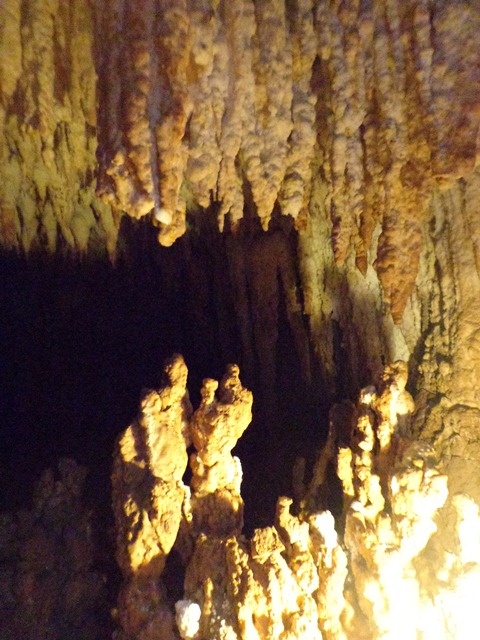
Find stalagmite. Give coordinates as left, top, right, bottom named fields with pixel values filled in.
left=112, top=354, right=192, bottom=640
left=110, top=357, right=480, bottom=639
left=189, top=366, right=253, bottom=536
left=0, top=459, right=106, bottom=640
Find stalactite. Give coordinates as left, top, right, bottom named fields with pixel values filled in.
left=122, top=0, right=160, bottom=219
left=226, top=223, right=311, bottom=407
left=0, top=0, right=118, bottom=256
left=152, top=0, right=192, bottom=246
left=0, top=0, right=22, bottom=246
left=315, top=0, right=365, bottom=267
left=313, top=0, right=436, bottom=320
left=303, top=0, right=480, bottom=325
left=96, top=0, right=319, bottom=238
left=242, top=0, right=293, bottom=229
left=184, top=3, right=224, bottom=210
left=278, top=0, right=317, bottom=223
left=216, top=0, right=256, bottom=231
left=1, top=0, right=479, bottom=322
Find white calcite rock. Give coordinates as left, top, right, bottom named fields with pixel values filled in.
left=175, top=599, right=201, bottom=640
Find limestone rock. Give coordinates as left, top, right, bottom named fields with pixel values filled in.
left=1, top=0, right=480, bottom=344
left=190, top=366, right=253, bottom=536
left=3, top=1, right=480, bottom=430
left=112, top=356, right=254, bottom=640
left=108, top=356, right=480, bottom=639
left=112, top=354, right=192, bottom=579
left=3, top=0, right=480, bottom=634
left=0, top=459, right=107, bottom=640
left=0, top=0, right=120, bottom=255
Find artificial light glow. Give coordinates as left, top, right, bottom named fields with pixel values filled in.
left=355, top=492, right=480, bottom=640
left=175, top=600, right=201, bottom=640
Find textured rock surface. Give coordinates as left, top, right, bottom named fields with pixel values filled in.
left=112, top=356, right=253, bottom=640
left=3, top=2, right=480, bottom=636
left=2, top=0, right=479, bottom=319
left=190, top=366, right=252, bottom=536
left=225, top=221, right=311, bottom=407
left=0, top=0, right=120, bottom=255
left=112, top=354, right=192, bottom=640
left=0, top=459, right=107, bottom=640
left=3, top=1, right=480, bottom=450
left=111, top=358, right=480, bottom=639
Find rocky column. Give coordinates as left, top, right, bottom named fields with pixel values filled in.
left=112, top=354, right=192, bottom=640
left=188, top=365, right=253, bottom=537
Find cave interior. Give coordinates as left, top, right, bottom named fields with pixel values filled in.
left=2, top=0, right=480, bottom=638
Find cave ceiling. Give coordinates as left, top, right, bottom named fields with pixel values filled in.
left=1, top=0, right=479, bottom=319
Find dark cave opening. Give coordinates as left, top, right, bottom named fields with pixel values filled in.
left=0, top=219, right=330, bottom=632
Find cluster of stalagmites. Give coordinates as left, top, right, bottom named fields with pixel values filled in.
left=0, top=458, right=107, bottom=640
left=112, top=356, right=480, bottom=639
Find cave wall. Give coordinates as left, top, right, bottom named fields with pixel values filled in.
left=1, top=0, right=480, bottom=493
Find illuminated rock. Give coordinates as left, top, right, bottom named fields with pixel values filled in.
left=112, top=354, right=192, bottom=578
left=4, top=0, right=479, bottom=323
left=175, top=599, right=201, bottom=640
left=3, top=0, right=480, bottom=635
left=112, top=354, right=192, bottom=640
left=375, top=360, right=415, bottom=448
left=189, top=365, right=253, bottom=536
left=4, top=5, right=480, bottom=500
left=109, top=356, right=480, bottom=639
left=330, top=363, right=453, bottom=638
left=0, top=0, right=119, bottom=256
left=308, top=511, right=349, bottom=640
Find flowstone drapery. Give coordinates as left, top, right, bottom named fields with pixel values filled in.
left=112, top=355, right=480, bottom=639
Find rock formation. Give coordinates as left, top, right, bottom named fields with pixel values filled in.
left=0, top=0, right=117, bottom=256
left=3, top=1, right=480, bottom=446
left=189, top=366, right=252, bottom=537
left=112, top=356, right=253, bottom=640
left=0, top=459, right=107, bottom=640
left=2, top=0, right=480, bottom=434
left=111, top=356, right=480, bottom=639
left=2, top=1, right=479, bottom=315
left=112, top=354, right=193, bottom=640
